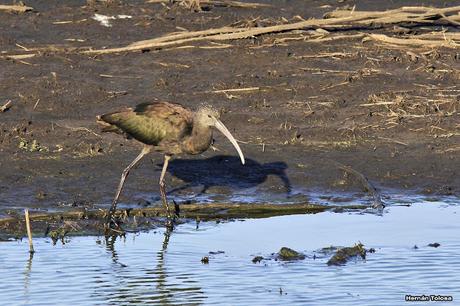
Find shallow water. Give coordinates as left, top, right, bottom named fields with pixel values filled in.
left=1, top=201, right=459, bottom=305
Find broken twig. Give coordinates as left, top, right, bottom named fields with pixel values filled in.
left=0, top=100, right=12, bottom=112
left=24, top=209, right=35, bottom=254
left=0, top=4, right=33, bottom=13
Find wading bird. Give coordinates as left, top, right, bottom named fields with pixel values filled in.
left=97, top=101, right=245, bottom=228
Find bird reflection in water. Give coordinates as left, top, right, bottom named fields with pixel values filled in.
left=100, top=228, right=205, bottom=305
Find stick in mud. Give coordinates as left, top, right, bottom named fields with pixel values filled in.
left=80, top=5, right=460, bottom=55
left=24, top=209, right=35, bottom=254
left=0, top=100, right=12, bottom=113
left=0, top=4, right=33, bottom=13
left=4, top=5, right=460, bottom=59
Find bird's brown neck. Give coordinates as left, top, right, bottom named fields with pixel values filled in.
left=182, top=123, right=213, bottom=155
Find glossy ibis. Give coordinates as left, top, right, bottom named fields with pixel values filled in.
left=97, top=101, right=245, bottom=228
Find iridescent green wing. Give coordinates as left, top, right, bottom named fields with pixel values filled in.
left=101, top=102, right=192, bottom=145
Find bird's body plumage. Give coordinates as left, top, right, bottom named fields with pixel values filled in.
left=98, top=101, right=212, bottom=155
left=98, top=101, right=245, bottom=230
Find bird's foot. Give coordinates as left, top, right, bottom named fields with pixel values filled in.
left=372, top=199, right=386, bottom=210
left=164, top=202, right=180, bottom=230
left=165, top=217, right=175, bottom=230
left=159, top=180, right=174, bottom=218
left=104, top=212, right=124, bottom=236
left=159, top=179, right=180, bottom=229
left=372, top=202, right=385, bottom=216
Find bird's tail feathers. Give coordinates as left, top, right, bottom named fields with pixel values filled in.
left=96, top=114, right=124, bottom=134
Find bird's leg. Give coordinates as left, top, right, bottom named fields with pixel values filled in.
left=106, top=146, right=151, bottom=229
left=159, top=155, right=173, bottom=226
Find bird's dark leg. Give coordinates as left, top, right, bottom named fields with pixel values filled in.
left=159, top=155, right=173, bottom=227
left=106, top=146, right=151, bottom=229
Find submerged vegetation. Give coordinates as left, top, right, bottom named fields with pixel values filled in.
left=326, top=243, right=367, bottom=266
left=277, top=247, right=306, bottom=261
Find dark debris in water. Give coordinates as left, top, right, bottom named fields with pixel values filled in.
left=326, top=243, right=367, bottom=266
left=277, top=247, right=306, bottom=261
left=251, top=244, right=374, bottom=265
left=201, top=256, right=209, bottom=264
left=250, top=247, right=306, bottom=263
left=46, top=220, right=83, bottom=245
left=428, top=242, right=441, bottom=248
left=48, top=228, right=69, bottom=245
left=319, top=246, right=340, bottom=254
left=209, top=250, right=225, bottom=255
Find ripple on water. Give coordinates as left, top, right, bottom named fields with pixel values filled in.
left=0, top=200, right=459, bottom=305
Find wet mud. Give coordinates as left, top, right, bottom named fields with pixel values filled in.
left=1, top=0, right=459, bottom=235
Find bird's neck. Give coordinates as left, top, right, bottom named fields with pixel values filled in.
left=182, top=123, right=213, bottom=155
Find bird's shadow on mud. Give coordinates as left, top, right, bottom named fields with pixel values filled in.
left=159, top=155, right=291, bottom=196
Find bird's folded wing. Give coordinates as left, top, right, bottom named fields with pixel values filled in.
left=100, top=102, right=192, bottom=145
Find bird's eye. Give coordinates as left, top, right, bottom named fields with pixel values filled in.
left=207, top=115, right=211, bottom=118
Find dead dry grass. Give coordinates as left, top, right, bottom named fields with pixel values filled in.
left=360, top=88, right=459, bottom=138
left=82, top=5, right=460, bottom=54
left=147, top=0, right=270, bottom=10
left=4, top=5, right=460, bottom=59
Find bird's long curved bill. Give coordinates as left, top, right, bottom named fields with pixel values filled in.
left=214, top=119, right=245, bottom=165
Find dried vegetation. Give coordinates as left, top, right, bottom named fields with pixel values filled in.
left=3, top=5, right=460, bottom=57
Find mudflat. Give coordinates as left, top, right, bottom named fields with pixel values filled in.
left=0, top=0, right=459, bottom=226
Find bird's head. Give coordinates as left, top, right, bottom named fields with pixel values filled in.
left=195, top=105, right=245, bottom=165
left=195, top=105, right=220, bottom=127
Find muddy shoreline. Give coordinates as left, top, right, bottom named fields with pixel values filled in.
left=1, top=201, right=370, bottom=239
left=1, top=0, right=459, bottom=235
